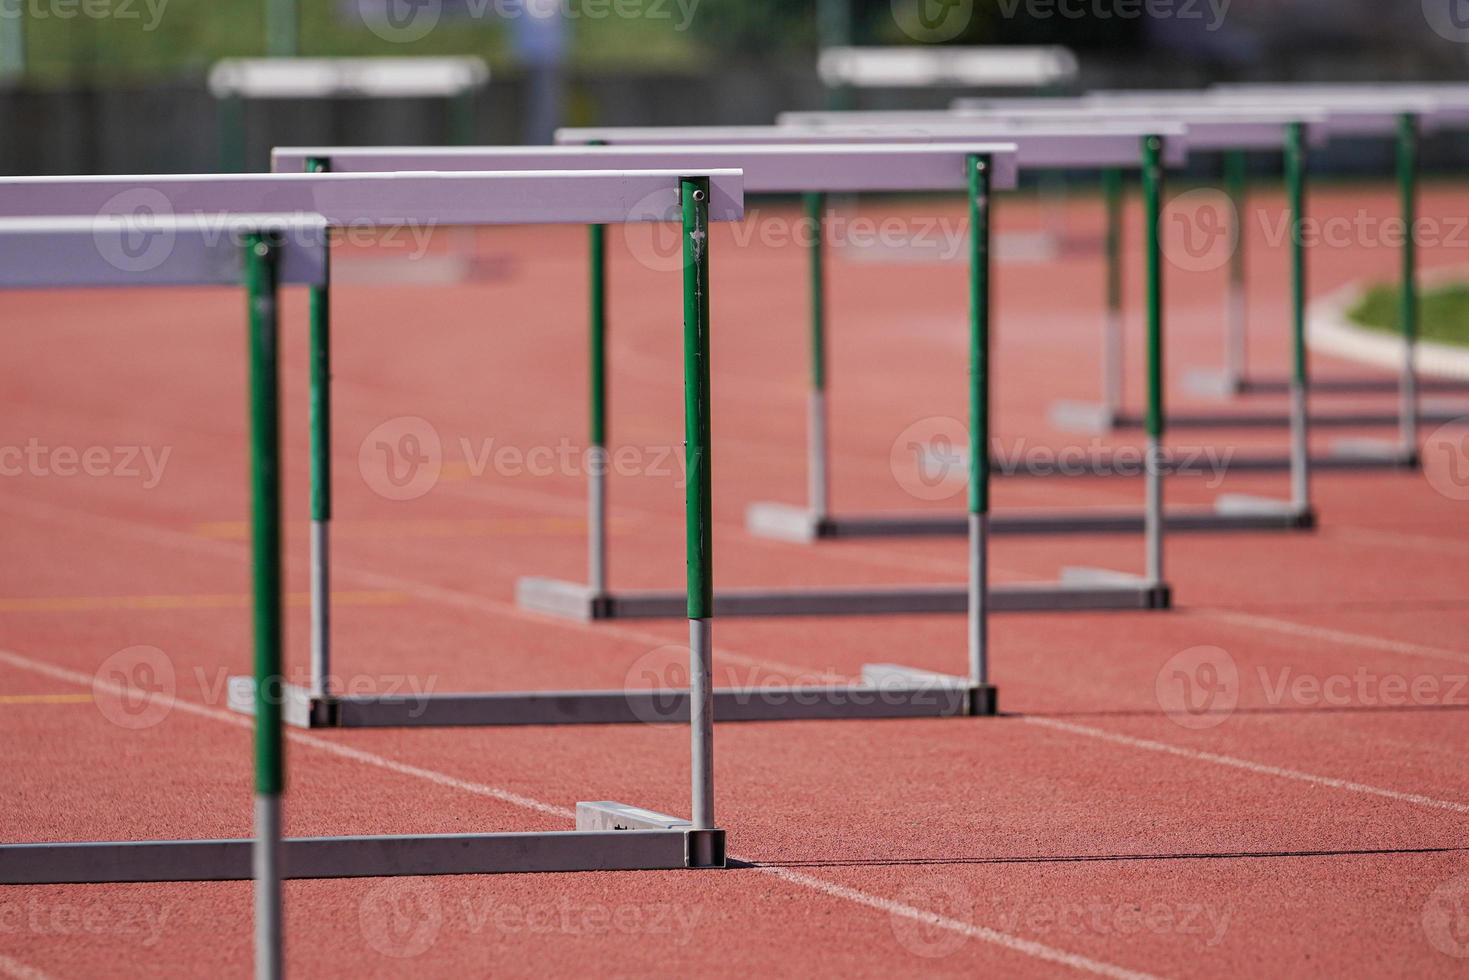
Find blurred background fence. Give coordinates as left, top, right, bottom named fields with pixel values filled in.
left=2, top=0, right=1468, bottom=174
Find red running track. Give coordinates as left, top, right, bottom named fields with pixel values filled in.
left=1, top=183, right=1467, bottom=978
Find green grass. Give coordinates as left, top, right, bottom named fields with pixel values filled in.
left=16, top=1, right=706, bottom=84
left=1348, top=280, right=1469, bottom=346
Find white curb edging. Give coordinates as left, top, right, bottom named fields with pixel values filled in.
left=1308, top=272, right=1469, bottom=381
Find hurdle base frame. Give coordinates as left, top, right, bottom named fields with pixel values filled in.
left=0, top=802, right=725, bottom=885
left=515, top=570, right=1169, bottom=620
left=224, top=668, right=999, bottom=729
left=1184, top=367, right=1469, bottom=398
left=1049, top=397, right=1469, bottom=433
left=743, top=496, right=1313, bottom=542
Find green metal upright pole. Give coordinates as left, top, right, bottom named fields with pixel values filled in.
left=266, top=0, right=298, bottom=57
left=1142, top=136, right=1165, bottom=589
left=1102, top=167, right=1124, bottom=417
left=449, top=89, right=476, bottom=146
left=0, top=10, right=26, bottom=79
left=681, top=176, right=715, bottom=849
left=246, top=231, right=284, bottom=980
left=1224, top=149, right=1249, bottom=392
left=1398, top=112, right=1420, bottom=460
left=804, top=191, right=830, bottom=521
left=1285, top=124, right=1311, bottom=514
left=219, top=95, right=246, bottom=174
left=306, top=157, right=332, bottom=698
left=588, top=142, right=610, bottom=595
left=967, top=154, right=996, bottom=716
left=817, top=0, right=852, bottom=110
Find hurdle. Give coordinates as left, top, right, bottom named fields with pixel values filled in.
left=506, top=129, right=1189, bottom=611
left=550, top=123, right=1193, bottom=582
left=258, top=144, right=1009, bottom=714
left=0, top=170, right=749, bottom=894
left=208, top=57, right=489, bottom=172
left=817, top=46, right=1079, bottom=91
left=782, top=106, right=1329, bottom=533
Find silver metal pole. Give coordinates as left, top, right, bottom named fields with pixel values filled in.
left=1104, top=308, right=1124, bottom=418
left=807, top=391, right=830, bottom=520
left=689, top=617, right=713, bottom=831
left=1226, top=279, right=1247, bottom=391
left=588, top=448, right=608, bottom=594
left=254, top=794, right=283, bottom=980
left=968, top=513, right=988, bottom=687
left=309, top=521, right=329, bottom=698
left=1146, top=437, right=1164, bottom=587
left=1290, top=381, right=1310, bottom=512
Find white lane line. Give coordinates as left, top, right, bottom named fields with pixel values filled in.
left=757, top=865, right=1163, bottom=980
left=0, top=649, right=569, bottom=822
left=1195, top=609, right=1469, bottom=668
left=0, top=954, right=55, bottom=980
left=0, top=646, right=1156, bottom=980
left=1024, top=716, right=1469, bottom=816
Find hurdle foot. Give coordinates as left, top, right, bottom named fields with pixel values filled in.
left=1183, top=368, right=1247, bottom=399
left=516, top=577, right=617, bottom=620
left=1058, top=566, right=1172, bottom=610
left=744, top=502, right=830, bottom=542
left=226, top=678, right=338, bottom=728
left=1048, top=399, right=1127, bottom=433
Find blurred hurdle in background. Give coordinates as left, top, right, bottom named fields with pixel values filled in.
left=1074, top=88, right=1469, bottom=463
left=208, top=56, right=489, bottom=173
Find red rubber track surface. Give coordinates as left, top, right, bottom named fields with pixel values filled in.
left=1, top=183, right=1467, bottom=978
